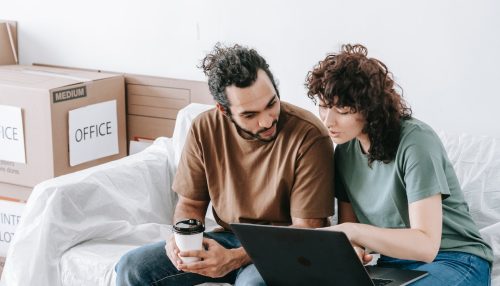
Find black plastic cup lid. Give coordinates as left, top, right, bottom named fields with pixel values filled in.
left=173, top=219, right=205, bottom=234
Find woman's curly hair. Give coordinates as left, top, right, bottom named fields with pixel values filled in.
left=200, top=43, right=279, bottom=115
left=305, top=44, right=412, bottom=166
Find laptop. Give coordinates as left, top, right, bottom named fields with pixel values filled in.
left=231, top=223, right=428, bottom=286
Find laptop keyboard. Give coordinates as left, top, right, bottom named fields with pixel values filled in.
left=372, top=278, right=393, bottom=286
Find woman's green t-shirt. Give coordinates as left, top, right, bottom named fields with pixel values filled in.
left=335, top=118, right=493, bottom=263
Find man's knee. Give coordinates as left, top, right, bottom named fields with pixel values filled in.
left=115, top=250, right=143, bottom=285
left=115, top=241, right=170, bottom=286
left=234, top=264, right=266, bottom=286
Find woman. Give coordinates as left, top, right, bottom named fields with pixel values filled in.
left=306, top=44, right=493, bottom=285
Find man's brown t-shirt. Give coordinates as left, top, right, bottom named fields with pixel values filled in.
left=172, top=102, right=334, bottom=229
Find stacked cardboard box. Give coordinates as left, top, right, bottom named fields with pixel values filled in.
left=0, top=65, right=127, bottom=189
left=0, top=20, right=17, bottom=65
left=126, top=74, right=212, bottom=140
left=0, top=255, right=5, bottom=279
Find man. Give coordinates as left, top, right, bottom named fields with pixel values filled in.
left=115, top=43, right=335, bottom=286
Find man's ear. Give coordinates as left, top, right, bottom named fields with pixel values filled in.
left=216, top=103, right=228, bottom=115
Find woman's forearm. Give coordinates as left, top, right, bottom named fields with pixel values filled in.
left=346, top=223, right=440, bottom=263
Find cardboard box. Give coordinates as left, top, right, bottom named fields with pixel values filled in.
left=0, top=20, right=18, bottom=65
left=0, top=182, right=31, bottom=202
left=0, top=256, right=5, bottom=278
left=128, top=115, right=176, bottom=140
left=0, top=197, right=25, bottom=257
left=126, top=74, right=212, bottom=140
left=0, top=65, right=126, bottom=188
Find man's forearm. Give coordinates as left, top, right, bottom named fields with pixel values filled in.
left=173, top=196, right=209, bottom=223
left=292, top=217, right=329, bottom=228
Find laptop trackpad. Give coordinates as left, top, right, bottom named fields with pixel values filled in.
left=366, top=266, right=428, bottom=286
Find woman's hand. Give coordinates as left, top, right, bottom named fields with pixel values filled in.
left=324, top=223, right=373, bottom=265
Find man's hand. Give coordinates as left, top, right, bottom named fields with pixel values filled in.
left=165, top=236, right=182, bottom=270
left=177, top=238, right=242, bottom=278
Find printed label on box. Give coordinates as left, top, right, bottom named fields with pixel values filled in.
left=0, top=105, right=26, bottom=164
left=52, top=86, right=87, bottom=103
left=0, top=200, right=25, bottom=257
left=68, top=100, right=119, bottom=166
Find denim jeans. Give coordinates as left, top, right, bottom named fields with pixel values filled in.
left=377, top=251, right=491, bottom=286
left=115, top=231, right=266, bottom=286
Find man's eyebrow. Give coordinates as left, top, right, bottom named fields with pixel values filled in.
left=239, top=95, right=277, bottom=116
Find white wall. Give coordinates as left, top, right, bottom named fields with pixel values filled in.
left=2, top=0, right=499, bottom=137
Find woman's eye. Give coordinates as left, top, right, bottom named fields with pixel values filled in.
left=335, top=107, right=351, bottom=115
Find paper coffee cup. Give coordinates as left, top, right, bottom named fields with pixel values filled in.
left=173, top=219, right=205, bottom=264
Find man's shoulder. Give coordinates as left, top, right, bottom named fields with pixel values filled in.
left=190, top=107, right=221, bottom=128
left=281, top=102, right=328, bottom=137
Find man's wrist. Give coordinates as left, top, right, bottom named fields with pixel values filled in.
left=229, top=247, right=251, bottom=269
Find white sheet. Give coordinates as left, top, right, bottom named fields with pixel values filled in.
left=438, top=132, right=500, bottom=284
left=1, top=138, right=178, bottom=286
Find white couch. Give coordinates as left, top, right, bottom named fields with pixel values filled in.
left=1, top=104, right=499, bottom=286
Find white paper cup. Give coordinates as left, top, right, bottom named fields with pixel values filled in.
left=173, top=219, right=205, bottom=264
left=174, top=231, right=204, bottom=263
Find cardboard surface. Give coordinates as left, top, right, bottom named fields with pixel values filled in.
left=0, top=65, right=127, bottom=188
left=125, top=74, right=212, bottom=140
left=0, top=256, right=5, bottom=279
left=127, top=114, right=175, bottom=140
left=0, top=182, right=31, bottom=202
left=0, top=21, right=17, bottom=65
left=0, top=199, right=25, bottom=257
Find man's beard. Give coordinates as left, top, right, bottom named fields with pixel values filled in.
left=231, top=119, right=279, bottom=142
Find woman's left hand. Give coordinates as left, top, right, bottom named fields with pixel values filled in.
left=324, top=222, right=356, bottom=240
left=323, top=223, right=373, bottom=265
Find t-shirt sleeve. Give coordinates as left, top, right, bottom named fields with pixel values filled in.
left=401, top=130, right=451, bottom=203
left=290, top=136, right=335, bottom=219
left=334, top=153, right=350, bottom=202
left=171, top=124, right=210, bottom=201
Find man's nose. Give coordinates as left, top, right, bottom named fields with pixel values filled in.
left=259, top=113, right=274, bottom=128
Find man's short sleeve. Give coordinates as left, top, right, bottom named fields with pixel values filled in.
left=334, top=156, right=350, bottom=202
left=290, top=136, right=335, bottom=219
left=172, top=124, right=210, bottom=201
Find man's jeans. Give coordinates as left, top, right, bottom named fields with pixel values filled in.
left=377, top=251, right=491, bottom=286
left=115, top=231, right=266, bottom=286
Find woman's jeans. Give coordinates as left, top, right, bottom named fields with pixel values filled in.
left=377, top=251, right=491, bottom=285
left=115, top=231, right=266, bottom=286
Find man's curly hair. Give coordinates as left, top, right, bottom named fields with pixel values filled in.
left=305, top=44, right=412, bottom=166
left=200, top=43, right=279, bottom=115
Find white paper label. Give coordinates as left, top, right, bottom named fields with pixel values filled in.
left=69, top=100, right=119, bottom=166
left=0, top=105, right=26, bottom=164
left=0, top=200, right=25, bottom=257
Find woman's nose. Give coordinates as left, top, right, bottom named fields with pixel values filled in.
left=322, top=109, right=335, bottom=128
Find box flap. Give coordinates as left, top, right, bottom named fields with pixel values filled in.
left=0, top=21, right=17, bottom=65
left=0, top=65, right=121, bottom=90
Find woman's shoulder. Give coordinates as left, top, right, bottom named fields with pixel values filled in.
left=398, top=118, right=447, bottom=158
left=400, top=118, right=441, bottom=144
